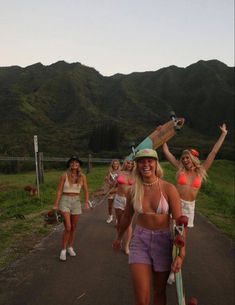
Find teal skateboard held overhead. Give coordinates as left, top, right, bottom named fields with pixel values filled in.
left=127, top=113, right=184, bottom=160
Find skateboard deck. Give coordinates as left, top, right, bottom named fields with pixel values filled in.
left=172, top=216, right=198, bottom=305
left=44, top=210, right=64, bottom=225
left=127, top=116, right=184, bottom=160
left=172, top=217, right=187, bottom=305
left=89, top=173, right=118, bottom=208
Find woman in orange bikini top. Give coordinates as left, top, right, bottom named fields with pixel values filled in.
left=163, top=123, right=228, bottom=202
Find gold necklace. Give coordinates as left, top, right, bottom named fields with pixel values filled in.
left=143, top=178, right=158, bottom=187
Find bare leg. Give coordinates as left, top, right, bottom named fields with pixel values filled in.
left=130, top=263, right=152, bottom=305
left=123, top=220, right=133, bottom=255
left=68, top=214, right=79, bottom=247
left=115, top=208, right=123, bottom=231
left=153, top=271, right=170, bottom=305
left=61, top=212, right=72, bottom=249
left=108, top=198, right=114, bottom=216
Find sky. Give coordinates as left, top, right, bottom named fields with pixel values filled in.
left=1, top=0, right=234, bottom=76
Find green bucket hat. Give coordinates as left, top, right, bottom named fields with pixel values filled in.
left=134, top=149, right=158, bottom=161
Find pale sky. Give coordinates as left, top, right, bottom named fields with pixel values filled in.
left=0, top=0, right=234, bottom=76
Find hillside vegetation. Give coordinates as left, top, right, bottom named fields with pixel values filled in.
left=0, top=60, right=234, bottom=158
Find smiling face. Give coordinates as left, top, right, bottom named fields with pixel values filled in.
left=126, top=160, right=134, bottom=171
left=181, top=153, right=194, bottom=170
left=137, top=157, right=157, bottom=179
left=112, top=160, right=120, bottom=170
left=69, top=160, right=80, bottom=170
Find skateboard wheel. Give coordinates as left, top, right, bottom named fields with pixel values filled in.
left=176, top=215, right=189, bottom=227
left=174, top=234, right=185, bottom=248
left=188, top=297, right=198, bottom=305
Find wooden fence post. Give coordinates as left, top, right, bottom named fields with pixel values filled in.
left=86, top=153, right=92, bottom=173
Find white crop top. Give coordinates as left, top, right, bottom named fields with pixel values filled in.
left=63, top=173, right=82, bottom=194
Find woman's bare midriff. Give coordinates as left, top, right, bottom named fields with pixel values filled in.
left=137, top=214, right=171, bottom=230
left=177, top=184, right=199, bottom=201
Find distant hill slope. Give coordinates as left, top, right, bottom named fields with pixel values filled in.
left=0, top=60, right=234, bottom=158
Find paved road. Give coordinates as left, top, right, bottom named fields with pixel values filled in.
left=0, top=203, right=234, bottom=305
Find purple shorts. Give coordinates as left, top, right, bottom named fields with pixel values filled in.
left=129, top=225, right=173, bottom=272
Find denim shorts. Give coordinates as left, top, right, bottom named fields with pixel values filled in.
left=129, top=225, right=173, bottom=272
left=59, top=195, right=82, bottom=215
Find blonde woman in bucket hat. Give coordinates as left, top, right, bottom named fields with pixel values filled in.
left=113, top=149, right=185, bottom=305
left=53, top=155, right=89, bottom=261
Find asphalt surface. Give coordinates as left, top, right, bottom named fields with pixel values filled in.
left=0, top=203, right=234, bottom=305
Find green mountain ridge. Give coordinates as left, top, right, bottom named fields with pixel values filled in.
left=0, top=59, right=234, bottom=158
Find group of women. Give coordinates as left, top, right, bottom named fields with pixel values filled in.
left=53, top=123, right=228, bottom=305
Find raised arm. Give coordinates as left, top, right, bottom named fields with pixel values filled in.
left=203, top=123, right=228, bottom=171
left=162, top=142, right=180, bottom=168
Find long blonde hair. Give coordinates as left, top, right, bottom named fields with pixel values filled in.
left=131, top=159, right=164, bottom=213
left=121, top=160, right=135, bottom=172
left=177, top=150, right=207, bottom=181
left=108, top=159, right=121, bottom=172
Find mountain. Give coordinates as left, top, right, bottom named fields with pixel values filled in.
left=0, top=60, right=234, bottom=159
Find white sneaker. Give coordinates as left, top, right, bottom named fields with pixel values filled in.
left=106, top=215, right=113, bottom=224
left=167, top=272, right=175, bottom=285
left=59, top=249, right=66, bottom=261
left=67, top=247, right=76, bottom=257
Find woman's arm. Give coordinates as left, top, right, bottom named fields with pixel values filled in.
left=203, top=123, right=228, bottom=171
left=167, top=183, right=186, bottom=271
left=162, top=143, right=180, bottom=168
left=53, top=174, right=66, bottom=209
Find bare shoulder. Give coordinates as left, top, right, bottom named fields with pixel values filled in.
left=80, top=172, right=87, bottom=180
left=160, top=179, right=177, bottom=193
left=61, top=172, right=67, bottom=179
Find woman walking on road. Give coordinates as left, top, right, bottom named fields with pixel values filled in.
left=53, top=155, right=89, bottom=261
left=105, top=159, right=121, bottom=224
left=113, top=159, right=135, bottom=254
left=162, top=123, right=228, bottom=228
left=113, top=149, right=185, bottom=305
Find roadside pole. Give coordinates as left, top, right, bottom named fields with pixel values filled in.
left=34, top=135, right=40, bottom=196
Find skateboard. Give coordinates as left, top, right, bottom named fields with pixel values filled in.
left=172, top=216, right=187, bottom=305
left=89, top=173, right=118, bottom=209
left=172, top=216, right=198, bottom=305
left=44, top=210, right=64, bottom=225
left=89, top=186, right=116, bottom=208
left=127, top=112, right=184, bottom=160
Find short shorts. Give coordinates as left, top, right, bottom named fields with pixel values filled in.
left=59, top=195, right=82, bottom=215
left=113, top=194, right=127, bottom=210
left=129, top=225, right=173, bottom=272
left=181, top=199, right=195, bottom=228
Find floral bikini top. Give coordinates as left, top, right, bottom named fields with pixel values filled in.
left=177, top=172, right=202, bottom=189
left=135, top=181, right=169, bottom=215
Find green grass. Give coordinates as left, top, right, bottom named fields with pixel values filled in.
left=0, top=161, right=234, bottom=269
